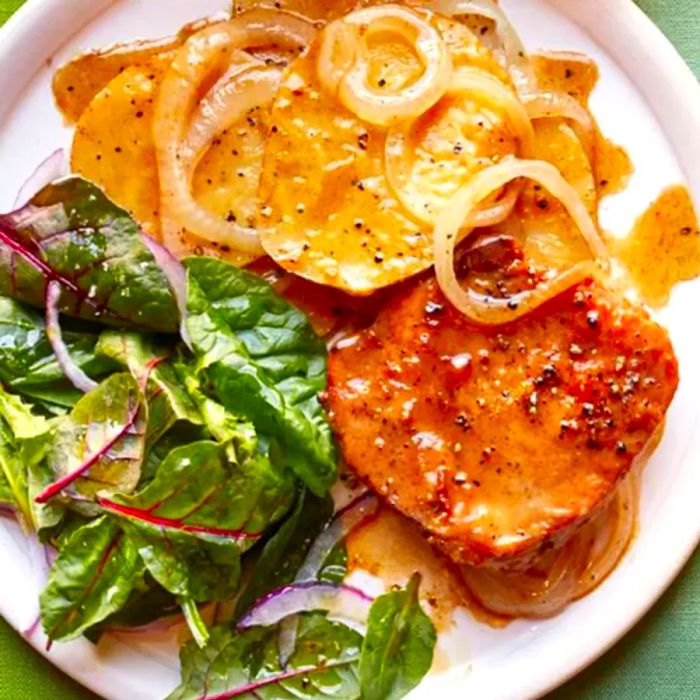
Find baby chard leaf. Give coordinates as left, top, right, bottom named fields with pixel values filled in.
left=40, top=515, right=143, bottom=642
left=37, top=373, right=147, bottom=504
left=0, top=176, right=178, bottom=332
left=0, top=386, right=53, bottom=526
left=99, top=441, right=295, bottom=602
left=96, top=331, right=202, bottom=448
left=359, top=573, right=437, bottom=700
left=167, top=614, right=362, bottom=700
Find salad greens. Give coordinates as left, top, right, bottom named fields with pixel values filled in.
left=0, top=176, right=436, bottom=699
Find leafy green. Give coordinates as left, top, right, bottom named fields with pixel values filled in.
left=41, top=373, right=147, bottom=504
left=184, top=257, right=336, bottom=496
left=0, top=386, right=52, bottom=525
left=100, top=441, right=295, bottom=602
left=96, top=331, right=202, bottom=448
left=360, top=573, right=437, bottom=700
left=167, top=614, right=362, bottom=700
left=0, top=297, right=116, bottom=409
left=40, top=516, right=143, bottom=642
left=0, top=177, right=178, bottom=331
left=234, top=489, right=334, bottom=618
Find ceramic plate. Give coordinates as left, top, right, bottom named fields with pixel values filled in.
left=0, top=1, right=699, bottom=698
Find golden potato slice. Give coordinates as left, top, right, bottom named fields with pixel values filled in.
left=72, top=61, right=267, bottom=266
left=259, top=14, right=511, bottom=293
left=71, top=64, right=165, bottom=237
left=232, top=0, right=366, bottom=21
left=53, top=17, right=221, bottom=123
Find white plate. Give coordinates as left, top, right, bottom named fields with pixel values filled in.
left=1, top=1, right=699, bottom=699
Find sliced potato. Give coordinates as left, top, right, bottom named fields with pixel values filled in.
left=53, top=17, right=216, bottom=123
left=232, top=0, right=363, bottom=21
left=259, top=13, right=510, bottom=293
left=71, top=58, right=267, bottom=266
left=72, top=64, right=165, bottom=237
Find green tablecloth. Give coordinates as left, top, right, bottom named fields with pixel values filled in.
left=0, top=0, right=698, bottom=698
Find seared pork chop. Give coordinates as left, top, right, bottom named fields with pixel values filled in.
left=326, top=276, right=678, bottom=567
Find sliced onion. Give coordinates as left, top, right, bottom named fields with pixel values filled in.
left=426, top=0, right=538, bottom=95
left=433, top=158, right=608, bottom=324
left=45, top=281, right=98, bottom=393
left=14, top=150, right=67, bottom=208
left=297, top=493, right=379, bottom=583
left=154, top=9, right=316, bottom=254
left=574, top=471, right=638, bottom=599
left=317, top=5, right=452, bottom=126
left=141, top=233, right=191, bottom=347
left=238, top=582, right=373, bottom=630
left=462, top=471, right=639, bottom=618
left=524, top=91, right=595, bottom=162
left=278, top=492, right=379, bottom=665
left=385, top=67, right=535, bottom=227
left=183, top=54, right=269, bottom=161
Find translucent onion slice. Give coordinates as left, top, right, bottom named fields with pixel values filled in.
left=433, top=158, right=608, bottom=324
left=14, top=150, right=67, bottom=208
left=154, top=9, right=316, bottom=254
left=278, top=492, right=379, bottom=666
left=238, top=582, right=373, bottom=631
left=45, top=281, right=98, bottom=394
left=317, top=5, right=453, bottom=126
left=462, top=471, right=638, bottom=618
left=425, top=0, right=538, bottom=95
left=161, top=63, right=283, bottom=259
left=385, top=66, right=535, bottom=227
left=524, top=91, right=595, bottom=162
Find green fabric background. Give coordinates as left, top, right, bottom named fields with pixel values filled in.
left=0, top=0, right=698, bottom=698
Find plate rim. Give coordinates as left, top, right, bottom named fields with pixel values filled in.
left=0, top=1, right=699, bottom=699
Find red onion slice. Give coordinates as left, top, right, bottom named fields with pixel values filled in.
left=14, top=149, right=68, bottom=208
left=298, top=492, right=378, bottom=582
left=278, top=492, right=379, bottom=665
left=45, top=280, right=98, bottom=393
left=238, top=581, right=373, bottom=631
left=140, top=233, right=190, bottom=346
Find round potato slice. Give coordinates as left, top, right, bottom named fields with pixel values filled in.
left=72, top=64, right=166, bottom=237
left=259, top=12, right=514, bottom=293
left=72, top=60, right=269, bottom=266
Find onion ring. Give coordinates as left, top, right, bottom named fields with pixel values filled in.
left=385, top=66, right=535, bottom=226
left=154, top=9, right=316, bottom=255
left=317, top=4, right=453, bottom=126
left=462, top=471, right=638, bottom=618
left=524, top=91, right=595, bottom=162
left=433, top=158, right=608, bottom=324
left=425, top=0, right=538, bottom=95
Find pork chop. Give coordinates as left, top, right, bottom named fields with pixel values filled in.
left=326, top=274, right=678, bottom=567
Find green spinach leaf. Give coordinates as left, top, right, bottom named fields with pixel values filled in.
left=360, top=573, right=437, bottom=700
left=40, top=516, right=143, bottom=642
left=184, top=258, right=336, bottom=496
left=100, top=441, right=295, bottom=602
left=0, top=177, right=178, bottom=332
left=167, top=614, right=362, bottom=700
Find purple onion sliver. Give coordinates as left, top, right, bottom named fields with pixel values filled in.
left=238, top=582, right=372, bottom=631
left=14, top=149, right=68, bottom=208
left=45, top=280, right=98, bottom=393
left=141, top=234, right=191, bottom=346
left=278, top=492, right=379, bottom=666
